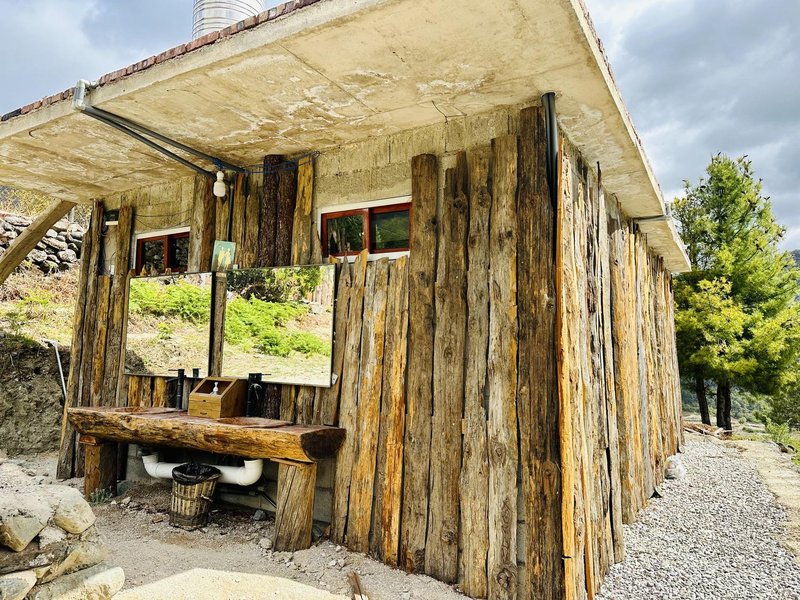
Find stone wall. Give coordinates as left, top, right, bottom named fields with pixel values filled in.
left=0, top=460, right=124, bottom=599
left=0, top=213, right=85, bottom=274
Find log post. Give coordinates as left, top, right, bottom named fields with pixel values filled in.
left=80, top=435, right=117, bottom=500
left=274, top=462, right=317, bottom=552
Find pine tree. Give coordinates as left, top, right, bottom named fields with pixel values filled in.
left=672, top=155, right=800, bottom=429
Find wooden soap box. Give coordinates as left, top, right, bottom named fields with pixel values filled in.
left=188, top=377, right=246, bottom=419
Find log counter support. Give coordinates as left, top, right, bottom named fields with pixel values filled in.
left=69, top=407, right=346, bottom=552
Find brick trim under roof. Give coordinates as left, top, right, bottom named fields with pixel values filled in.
left=0, top=0, right=323, bottom=123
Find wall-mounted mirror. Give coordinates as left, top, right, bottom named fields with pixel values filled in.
left=222, top=265, right=335, bottom=387
left=124, top=273, right=213, bottom=377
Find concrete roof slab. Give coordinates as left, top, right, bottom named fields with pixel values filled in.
left=0, top=0, right=690, bottom=271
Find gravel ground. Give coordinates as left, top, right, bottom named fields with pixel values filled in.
left=598, top=436, right=800, bottom=600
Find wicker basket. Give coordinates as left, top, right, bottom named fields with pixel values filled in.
left=169, top=464, right=222, bottom=530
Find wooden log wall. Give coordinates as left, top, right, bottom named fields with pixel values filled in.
left=56, top=106, right=684, bottom=600
left=558, top=137, right=683, bottom=600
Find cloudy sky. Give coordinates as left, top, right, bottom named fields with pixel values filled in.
left=1, top=0, right=798, bottom=249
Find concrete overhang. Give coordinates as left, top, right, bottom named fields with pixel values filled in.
left=0, top=0, right=690, bottom=272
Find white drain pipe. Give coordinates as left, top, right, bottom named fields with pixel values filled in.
left=142, top=453, right=263, bottom=486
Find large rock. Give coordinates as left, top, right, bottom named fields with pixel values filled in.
left=56, top=250, right=77, bottom=264
left=0, top=569, right=37, bottom=600
left=0, top=492, right=53, bottom=552
left=37, top=527, right=107, bottom=584
left=0, top=540, right=68, bottom=576
left=4, top=216, right=31, bottom=228
left=28, top=564, right=124, bottom=600
left=41, top=238, right=67, bottom=252
left=41, top=487, right=95, bottom=535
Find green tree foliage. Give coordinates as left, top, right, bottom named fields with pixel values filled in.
left=672, top=155, right=800, bottom=429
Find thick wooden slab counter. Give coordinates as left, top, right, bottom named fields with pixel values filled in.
left=67, top=407, right=345, bottom=463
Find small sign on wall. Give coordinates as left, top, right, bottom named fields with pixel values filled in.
left=212, top=241, right=236, bottom=272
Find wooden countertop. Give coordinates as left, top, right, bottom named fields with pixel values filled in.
left=67, top=407, right=345, bottom=463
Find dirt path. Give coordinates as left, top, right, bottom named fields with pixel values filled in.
left=733, top=439, right=800, bottom=563
left=95, top=481, right=463, bottom=600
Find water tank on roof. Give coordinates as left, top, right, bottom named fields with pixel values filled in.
left=192, top=0, right=265, bottom=39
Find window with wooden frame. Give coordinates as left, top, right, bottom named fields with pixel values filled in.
left=321, top=202, right=411, bottom=258
left=135, top=231, right=190, bottom=274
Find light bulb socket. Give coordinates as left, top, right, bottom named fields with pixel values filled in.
left=212, top=171, right=227, bottom=198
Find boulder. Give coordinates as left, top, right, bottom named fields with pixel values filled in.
left=37, top=527, right=66, bottom=550
left=0, top=540, right=68, bottom=576
left=0, top=492, right=53, bottom=552
left=42, top=487, right=95, bottom=535
left=41, top=238, right=67, bottom=252
left=51, top=222, right=68, bottom=234
left=28, top=250, right=48, bottom=264
left=0, top=569, right=37, bottom=600
left=44, top=230, right=57, bottom=239
left=56, top=250, right=77, bottom=264
left=4, top=216, right=31, bottom=228
left=28, top=564, right=124, bottom=600
left=37, top=527, right=107, bottom=584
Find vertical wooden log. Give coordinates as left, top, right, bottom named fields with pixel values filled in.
left=556, top=139, right=578, bottom=600
left=101, top=205, right=133, bottom=407
left=230, top=173, right=247, bottom=253
left=346, top=260, right=389, bottom=553
left=274, top=462, right=317, bottom=552
left=259, top=155, right=282, bottom=267
left=209, top=273, right=227, bottom=377
left=634, top=235, right=654, bottom=502
left=188, top=174, right=215, bottom=272
left=319, top=261, right=352, bottom=425
left=460, top=146, right=491, bottom=599
left=152, top=378, right=169, bottom=408
left=127, top=376, right=142, bottom=408
left=90, top=276, right=112, bottom=407
left=275, top=168, right=297, bottom=266
left=597, top=184, right=625, bottom=563
left=291, top=159, right=314, bottom=265
left=242, top=173, right=262, bottom=268
left=487, top=135, right=518, bottom=600
left=331, top=250, right=368, bottom=543
left=81, top=436, right=117, bottom=500
left=427, top=154, right=468, bottom=583
left=371, top=257, right=409, bottom=566
left=401, top=154, right=438, bottom=574
left=295, top=387, right=315, bottom=424
left=57, top=202, right=97, bottom=479
left=518, top=106, right=564, bottom=599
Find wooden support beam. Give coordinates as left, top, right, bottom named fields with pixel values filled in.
left=0, top=200, right=75, bottom=285
left=518, top=106, right=564, bottom=600
left=460, top=145, right=491, bottom=599
left=427, top=153, right=468, bottom=583
left=80, top=435, right=117, bottom=500
left=274, top=462, right=317, bottom=552
left=291, top=159, right=314, bottom=265
left=401, top=154, right=438, bottom=574
left=346, top=259, right=389, bottom=553
left=487, top=135, right=519, bottom=600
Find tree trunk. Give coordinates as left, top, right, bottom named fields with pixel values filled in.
left=695, top=373, right=710, bottom=425
left=715, top=381, right=732, bottom=430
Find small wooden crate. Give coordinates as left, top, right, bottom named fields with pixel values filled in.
left=188, top=377, right=246, bottom=419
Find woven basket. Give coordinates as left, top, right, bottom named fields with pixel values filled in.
left=169, top=471, right=221, bottom=530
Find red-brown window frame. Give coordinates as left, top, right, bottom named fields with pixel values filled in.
left=135, top=231, right=190, bottom=275
left=321, top=203, right=411, bottom=258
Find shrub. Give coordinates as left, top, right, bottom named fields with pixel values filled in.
left=765, top=418, right=790, bottom=445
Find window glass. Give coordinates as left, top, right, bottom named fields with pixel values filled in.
left=326, top=214, right=365, bottom=255
left=371, top=209, right=410, bottom=251
left=141, top=239, right=165, bottom=273
left=168, top=235, right=190, bottom=272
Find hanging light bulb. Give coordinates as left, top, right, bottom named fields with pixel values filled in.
left=213, top=171, right=227, bottom=198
